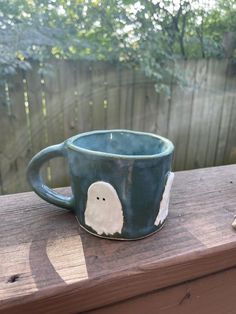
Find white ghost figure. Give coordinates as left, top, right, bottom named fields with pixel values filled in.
left=154, top=172, right=174, bottom=226
left=84, top=181, right=124, bottom=236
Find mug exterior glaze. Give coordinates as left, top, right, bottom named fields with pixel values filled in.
left=27, top=130, right=174, bottom=240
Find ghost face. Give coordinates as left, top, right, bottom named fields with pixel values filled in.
left=84, top=181, right=124, bottom=236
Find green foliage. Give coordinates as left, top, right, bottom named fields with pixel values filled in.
left=0, top=0, right=236, bottom=92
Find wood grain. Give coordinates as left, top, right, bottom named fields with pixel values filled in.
left=25, top=65, right=45, bottom=154
left=132, top=70, right=146, bottom=131
left=0, top=83, right=12, bottom=194
left=204, top=60, right=228, bottom=167
left=2, top=73, right=31, bottom=193
left=119, top=67, right=134, bottom=130
left=176, top=60, right=197, bottom=170
left=167, top=60, right=191, bottom=170
left=143, top=81, right=159, bottom=134
left=74, top=60, right=93, bottom=133
left=25, top=65, right=48, bottom=185
left=0, top=165, right=236, bottom=313
left=91, top=62, right=106, bottom=130
left=223, top=75, right=236, bottom=165
left=215, top=68, right=235, bottom=166
left=59, top=60, right=78, bottom=139
left=185, top=60, right=209, bottom=169
left=106, top=63, right=121, bottom=129
left=43, top=60, right=67, bottom=187
left=87, top=267, right=236, bottom=314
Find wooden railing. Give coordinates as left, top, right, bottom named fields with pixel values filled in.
left=1, top=165, right=236, bottom=313
left=0, top=59, right=236, bottom=195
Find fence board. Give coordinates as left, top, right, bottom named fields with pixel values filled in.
left=2, top=73, right=31, bottom=193
left=175, top=60, right=197, bottom=170
left=58, top=60, right=78, bottom=139
left=0, top=84, right=12, bottom=194
left=71, top=61, right=81, bottom=134
left=25, top=66, right=49, bottom=185
left=26, top=67, right=45, bottom=153
left=44, top=60, right=68, bottom=188
left=143, top=82, right=159, bottom=134
left=167, top=61, right=189, bottom=170
left=73, top=61, right=93, bottom=132
left=132, top=70, right=146, bottom=131
left=91, top=62, right=106, bottom=130
left=156, top=82, right=173, bottom=139
left=187, top=59, right=210, bottom=169
left=223, top=75, right=236, bottom=164
left=185, top=60, right=209, bottom=169
left=59, top=60, right=77, bottom=136
left=228, top=97, right=236, bottom=165
left=119, top=67, right=134, bottom=130
left=204, top=60, right=228, bottom=167
left=215, top=69, right=235, bottom=165
left=106, top=63, right=120, bottom=129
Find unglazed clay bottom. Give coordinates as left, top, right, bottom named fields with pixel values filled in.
left=77, top=216, right=167, bottom=241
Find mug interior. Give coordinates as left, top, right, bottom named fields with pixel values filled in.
left=70, top=130, right=173, bottom=157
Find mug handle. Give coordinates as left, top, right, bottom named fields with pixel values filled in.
left=27, top=143, right=74, bottom=210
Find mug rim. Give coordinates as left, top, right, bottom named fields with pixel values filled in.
left=66, top=129, right=174, bottom=159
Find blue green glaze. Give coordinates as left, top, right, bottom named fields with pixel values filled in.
left=27, top=130, right=174, bottom=240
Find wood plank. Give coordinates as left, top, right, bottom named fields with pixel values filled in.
left=167, top=61, right=186, bottom=170
left=185, top=60, right=209, bottom=169
left=25, top=65, right=48, bottom=185
left=0, top=165, right=236, bottom=313
left=69, top=61, right=81, bottom=134
left=55, top=60, right=76, bottom=186
left=91, top=61, right=106, bottom=130
left=143, top=82, right=159, bottom=134
left=215, top=66, right=235, bottom=166
left=73, top=60, right=93, bottom=133
left=25, top=66, right=46, bottom=154
left=58, top=60, right=78, bottom=139
left=43, top=60, right=68, bottom=188
left=0, top=112, right=16, bottom=194
left=132, top=69, right=146, bottom=131
left=204, top=59, right=228, bottom=167
left=2, top=242, right=236, bottom=314
left=222, top=75, right=236, bottom=165
left=88, top=267, right=236, bottom=314
left=0, top=82, right=12, bottom=194
left=227, top=107, right=236, bottom=165
left=156, top=77, right=173, bottom=138
left=169, top=60, right=196, bottom=170
left=185, top=59, right=210, bottom=169
left=1, top=73, right=32, bottom=193
left=106, top=63, right=120, bottom=129
left=119, top=66, right=134, bottom=130
left=0, top=83, right=11, bottom=156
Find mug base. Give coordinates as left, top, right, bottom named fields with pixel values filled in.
left=76, top=216, right=167, bottom=241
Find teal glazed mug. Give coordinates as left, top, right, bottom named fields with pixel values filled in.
left=27, top=130, right=174, bottom=240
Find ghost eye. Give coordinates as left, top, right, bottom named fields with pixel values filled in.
left=103, top=198, right=106, bottom=201
left=96, top=197, right=100, bottom=200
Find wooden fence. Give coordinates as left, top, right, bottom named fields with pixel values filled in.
left=0, top=59, right=235, bottom=195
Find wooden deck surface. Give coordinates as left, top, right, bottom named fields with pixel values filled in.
left=0, top=165, right=236, bottom=313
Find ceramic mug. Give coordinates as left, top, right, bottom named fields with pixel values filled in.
left=27, top=130, right=174, bottom=240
